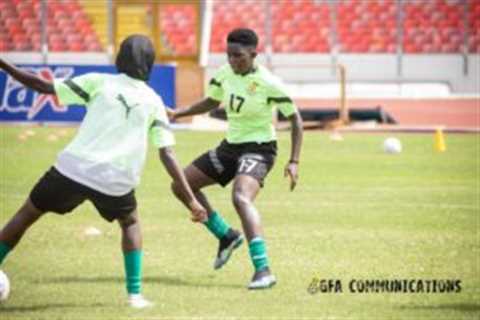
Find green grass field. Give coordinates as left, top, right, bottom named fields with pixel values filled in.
left=0, top=126, right=479, bottom=320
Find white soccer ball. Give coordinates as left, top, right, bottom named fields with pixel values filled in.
left=383, top=137, right=402, bottom=154
left=0, top=270, right=10, bottom=301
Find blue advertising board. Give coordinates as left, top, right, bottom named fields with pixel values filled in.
left=0, top=64, right=175, bottom=122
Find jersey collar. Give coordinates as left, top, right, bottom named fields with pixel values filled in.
left=121, top=73, right=145, bottom=87
left=231, top=64, right=258, bottom=77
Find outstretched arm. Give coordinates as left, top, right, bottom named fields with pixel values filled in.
left=172, top=97, right=220, bottom=120
left=284, top=110, right=303, bottom=191
left=0, top=58, right=54, bottom=94
left=159, top=146, right=207, bottom=222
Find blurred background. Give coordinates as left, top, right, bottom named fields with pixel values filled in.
left=0, top=0, right=479, bottom=130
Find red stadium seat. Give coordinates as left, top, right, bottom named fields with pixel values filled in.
left=14, top=41, right=32, bottom=51
left=69, top=42, right=85, bottom=52
left=1, top=0, right=471, bottom=54
left=0, top=0, right=103, bottom=52
left=0, top=42, right=13, bottom=51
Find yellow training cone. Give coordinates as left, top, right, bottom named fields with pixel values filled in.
left=434, top=127, right=446, bottom=152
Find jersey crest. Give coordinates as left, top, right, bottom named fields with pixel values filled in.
left=246, top=81, right=259, bottom=96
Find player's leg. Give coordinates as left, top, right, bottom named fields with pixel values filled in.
left=170, top=163, right=217, bottom=213
left=0, top=199, right=44, bottom=265
left=116, top=210, right=151, bottom=308
left=1, top=167, right=85, bottom=266
left=232, top=175, right=276, bottom=289
left=90, top=190, right=151, bottom=308
left=170, top=150, right=243, bottom=270
left=233, top=149, right=277, bottom=289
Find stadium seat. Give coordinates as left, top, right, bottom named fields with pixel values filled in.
left=2, top=0, right=475, bottom=54
left=468, top=0, right=480, bottom=53
left=403, top=0, right=465, bottom=53
left=1, top=0, right=102, bottom=52
left=157, top=3, right=198, bottom=56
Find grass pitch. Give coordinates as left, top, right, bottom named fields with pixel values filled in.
left=0, top=126, right=479, bottom=320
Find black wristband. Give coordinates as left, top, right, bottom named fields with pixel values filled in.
left=289, top=159, right=299, bottom=164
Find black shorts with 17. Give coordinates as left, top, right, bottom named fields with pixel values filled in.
left=29, top=167, right=137, bottom=222
left=193, top=139, right=277, bottom=187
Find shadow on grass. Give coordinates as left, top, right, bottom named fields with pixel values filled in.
left=398, top=303, right=480, bottom=312
left=0, top=303, right=78, bottom=313
left=33, top=275, right=243, bottom=289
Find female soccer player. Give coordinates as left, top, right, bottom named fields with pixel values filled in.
left=0, top=35, right=207, bottom=308
left=171, top=28, right=303, bottom=289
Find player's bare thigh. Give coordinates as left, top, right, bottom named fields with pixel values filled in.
left=184, top=164, right=217, bottom=190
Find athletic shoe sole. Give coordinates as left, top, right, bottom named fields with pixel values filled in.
left=248, top=275, right=277, bottom=290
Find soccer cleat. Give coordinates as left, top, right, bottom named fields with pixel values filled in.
left=128, top=294, right=153, bottom=309
left=213, top=229, right=244, bottom=270
left=248, top=268, right=277, bottom=290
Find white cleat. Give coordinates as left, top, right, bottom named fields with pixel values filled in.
left=248, top=274, right=277, bottom=290
left=128, top=294, right=153, bottom=309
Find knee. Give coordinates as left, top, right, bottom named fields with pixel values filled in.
left=232, top=191, right=251, bottom=210
left=117, top=213, right=138, bottom=228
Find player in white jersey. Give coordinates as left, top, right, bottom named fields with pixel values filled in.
left=0, top=35, right=207, bottom=308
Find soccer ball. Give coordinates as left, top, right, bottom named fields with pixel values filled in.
left=0, top=270, right=10, bottom=301
left=383, top=137, right=402, bottom=154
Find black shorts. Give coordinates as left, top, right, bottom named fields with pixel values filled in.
left=192, top=139, right=277, bottom=187
left=29, top=167, right=137, bottom=222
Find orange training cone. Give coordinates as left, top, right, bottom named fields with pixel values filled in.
left=434, top=127, right=446, bottom=152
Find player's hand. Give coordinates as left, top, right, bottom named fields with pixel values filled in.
left=188, top=200, right=208, bottom=223
left=284, top=162, right=299, bottom=191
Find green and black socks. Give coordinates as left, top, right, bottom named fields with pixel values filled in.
left=204, top=211, right=230, bottom=240
left=248, top=237, right=269, bottom=272
left=123, top=249, right=142, bottom=294
left=0, top=242, right=11, bottom=266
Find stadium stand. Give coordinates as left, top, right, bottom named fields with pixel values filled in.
left=209, top=0, right=479, bottom=54
left=79, top=0, right=108, bottom=50
left=210, top=0, right=266, bottom=52
left=403, top=0, right=464, bottom=53
left=468, top=0, right=480, bottom=53
left=159, top=4, right=198, bottom=56
left=0, top=0, right=102, bottom=52
left=272, top=0, right=331, bottom=52
left=0, top=0, right=478, bottom=54
left=336, top=0, right=397, bottom=53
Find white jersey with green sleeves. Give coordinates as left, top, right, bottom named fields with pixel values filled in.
left=206, top=64, right=297, bottom=144
left=53, top=72, right=174, bottom=196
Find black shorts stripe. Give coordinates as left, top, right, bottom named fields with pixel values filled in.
left=64, top=79, right=90, bottom=103
left=267, top=97, right=292, bottom=104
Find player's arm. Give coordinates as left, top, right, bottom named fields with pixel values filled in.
left=0, top=58, right=54, bottom=94
left=271, top=76, right=304, bottom=191
left=284, top=110, right=303, bottom=191
left=158, top=147, right=207, bottom=222
left=171, top=98, right=220, bottom=120
left=172, top=69, right=225, bottom=121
